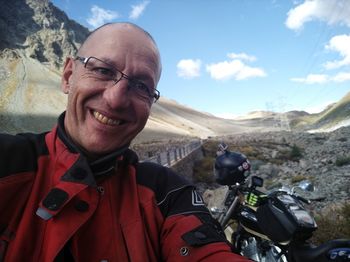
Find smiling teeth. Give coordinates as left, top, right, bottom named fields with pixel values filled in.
left=93, top=111, right=121, bottom=126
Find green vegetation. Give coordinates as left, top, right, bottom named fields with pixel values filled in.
left=291, top=175, right=308, bottom=184
left=201, top=140, right=303, bottom=168
left=335, top=155, right=350, bottom=167
left=266, top=144, right=303, bottom=164
left=289, top=144, right=303, bottom=160
left=193, top=157, right=215, bottom=184
left=337, top=137, right=347, bottom=142
left=311, top=203, right=350, bottom=244
left=264, top=180, right=283, bottom=190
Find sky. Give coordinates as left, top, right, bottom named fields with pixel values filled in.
left=51, top=0, right=350, bottom=118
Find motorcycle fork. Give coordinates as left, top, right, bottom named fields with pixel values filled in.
left=218, top=187, right=240, bottom=228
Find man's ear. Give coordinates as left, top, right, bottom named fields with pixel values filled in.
left=61, top=57, right=74, bottom=94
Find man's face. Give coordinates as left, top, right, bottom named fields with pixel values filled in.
left=61, top=24, right=161, bottom=156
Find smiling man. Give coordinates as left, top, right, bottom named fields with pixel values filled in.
left=0, top=23, right=249, bottom=261
left=62, top=23, right=161, bottom=157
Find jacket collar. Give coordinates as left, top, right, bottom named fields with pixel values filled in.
left=57, top=112, right=131, bottom=179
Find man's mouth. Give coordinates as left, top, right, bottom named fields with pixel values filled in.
left=93, top=110, right=122, bottom=126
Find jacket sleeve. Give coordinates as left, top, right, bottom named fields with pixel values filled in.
left=151, top=164, right=250, bottom=261
left=161, top=213, right=250, bottom=261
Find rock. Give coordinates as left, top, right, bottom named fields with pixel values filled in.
left=0, top=0, right=90, bottom=70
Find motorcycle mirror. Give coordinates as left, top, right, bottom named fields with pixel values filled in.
left=251, top=176, right=264, bottom=188
left=298, top=180, right=315, bottom=192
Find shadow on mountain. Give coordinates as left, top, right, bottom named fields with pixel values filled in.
left=0, top=112, right=196, bottom=144
left=0, top=112, right=60, bottom=134
left=0, top=1, right=37, bottom=51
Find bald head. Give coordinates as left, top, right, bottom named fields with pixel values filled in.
left=83, top=23, right=157, bottom=48
left=78, top=22, right=162, bottom=80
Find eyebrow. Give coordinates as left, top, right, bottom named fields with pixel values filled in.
left=97, top=57, right=119, bottom=69
left=97, top=57, right=156, bottom=85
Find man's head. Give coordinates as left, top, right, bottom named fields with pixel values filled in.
left=61, top=23, right=161, bottom=157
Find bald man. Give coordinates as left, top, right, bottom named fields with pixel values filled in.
left=0, top=23, right=249, bottom=261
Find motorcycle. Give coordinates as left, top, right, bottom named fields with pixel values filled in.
left=210, top=144, right=350, bottom=262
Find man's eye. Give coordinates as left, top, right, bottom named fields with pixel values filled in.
left=132, top=81, right=151, bottom=94
left=92, top=67, right=115, bottom=77
left=134, top=82, right=149, bottom=93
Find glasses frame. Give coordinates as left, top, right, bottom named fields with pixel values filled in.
left=75, top=56, right=160, bottom=103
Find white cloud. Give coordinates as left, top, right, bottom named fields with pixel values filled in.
left=87, top=5, right=119, bottom=29
left=333, top=72, right=350, bottom=82
left=206, top=54, right=266, bottom=81
left=291, top=71, right=350, bottom=84
left=286, top=0, right=350, bottom=31
left=324, top=34, right=350, bottom=69
left=227, top=52, right=256, bottom=62
left=129, top=1, right=150, bottom=20
left=177, top=59, right=202, bottom=79
left=291, top=74, right=329, bottom=84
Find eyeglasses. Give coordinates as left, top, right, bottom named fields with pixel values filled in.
left=75, top=56, right=160, bottom=103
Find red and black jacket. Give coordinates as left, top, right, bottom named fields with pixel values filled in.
left=0, top=114, right=249, bottom=261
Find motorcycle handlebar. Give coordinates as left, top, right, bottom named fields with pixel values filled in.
left=296, top=195, right=311, bottom=204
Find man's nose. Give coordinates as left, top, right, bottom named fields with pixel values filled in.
left=102, top=79, right=131, bottom=109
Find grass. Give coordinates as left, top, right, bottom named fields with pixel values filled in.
left=193, top=156, right=215, bottom=184
left=311, top=203, right=350, bottom=244
left=291, top=175, right=308, bottom=184
left=289, top=144, right=303, bottom=160
left=201, top=140, right=304, bottom=170
left=335, top=156, right=350, bottom=167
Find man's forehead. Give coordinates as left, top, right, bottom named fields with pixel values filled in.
left=79, top=23, right=161, bottom=80
left=86, top=23, right=154, bottom=47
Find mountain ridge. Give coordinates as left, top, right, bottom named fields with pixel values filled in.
left=0, top=0, right=349, bottom=141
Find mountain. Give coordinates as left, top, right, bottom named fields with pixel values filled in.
left=0, top=0, right=89, bottom=69
left=291, top=92, right=350, bottom=132
left=0, top=0, right=349, bottom=143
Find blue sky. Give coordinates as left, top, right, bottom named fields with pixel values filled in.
left=52, top=0, right=350, bottom=118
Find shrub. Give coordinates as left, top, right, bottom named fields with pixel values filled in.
left=264, top=180, right=283, bottom=190
left=193, top=157, right=215, bottom=184
left=235, top=145, right=260, bottom=159
left=289, top=144, right=303, bottom=160
left=335, top=156, right=350, bottom=166
left=291, top=175, right=308, bottom=184
left=311, top=203, right=350, bottom=245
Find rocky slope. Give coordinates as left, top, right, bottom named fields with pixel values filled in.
left=202, top=126, right=350, bottom=213
left=0, top=0, right=89, bottom=69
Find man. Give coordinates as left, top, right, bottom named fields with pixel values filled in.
left=0, top=23, right=249, bottom=261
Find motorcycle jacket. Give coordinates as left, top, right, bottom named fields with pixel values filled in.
left=0, top=113, right=249, bottom=262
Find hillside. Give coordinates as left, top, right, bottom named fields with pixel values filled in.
left=296, top=92, right=350, bottom=132
left=0, top=54, right=271, bottom=143
left=0, top=0, right=89, bottom=70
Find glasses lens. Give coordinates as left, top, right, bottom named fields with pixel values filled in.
left=128, top=80, right=158, bottom=103
left=81, top=56, right=160, bottom=103
left=85, top=57, right=119, bottom=81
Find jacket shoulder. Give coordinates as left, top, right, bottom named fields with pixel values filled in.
left=135, top=161, right=209, bottom=217
left=135, top=162, right=190, bottom=198
left=0, top=132, right=49, bottom=178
